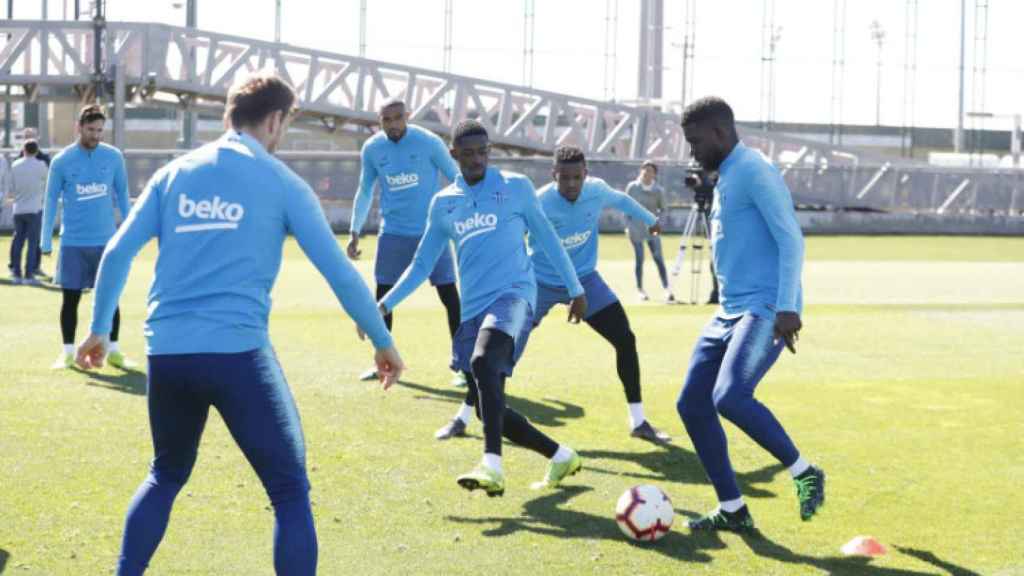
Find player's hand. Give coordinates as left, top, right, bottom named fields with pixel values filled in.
left=346, top=234, right=361, bottom=260
left=567, top=295, right=588, bottom=324
left=374, top=346, right=405, bottom=390
left=774, top=311, right=802, bottom=354
left=76, top=333, right=109, bottom=369
left=648, top=222, right=662, bottom=236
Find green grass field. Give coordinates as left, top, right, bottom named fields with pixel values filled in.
left=1, top=235, right=1023, bottom=575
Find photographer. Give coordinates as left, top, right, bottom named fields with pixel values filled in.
left=625, top=161, right=675, bottom=303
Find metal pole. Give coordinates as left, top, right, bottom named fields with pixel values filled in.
left=956, top=0, right=965, bottom=152
left=275, top=0, right=282, bottom=43
left=359, top=0, right=366, bottom=57
left=3, top=0, right=12, bottom=148
left=92, top=0, right=104, bottom=101
left=181, top=0, right=197, bottom=149
left=113, top=58, right=125, bottom=149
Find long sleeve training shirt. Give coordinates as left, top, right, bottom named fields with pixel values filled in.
left=381, top=167, right=583, bottom=321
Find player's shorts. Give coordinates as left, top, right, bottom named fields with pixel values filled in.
left=374, top=232, right=456, bottom=286
left=534, top=271, right=619, bottom=325
left=450, top=294, right=534, bottom=377
left=56, top=245, right=105, bottom=290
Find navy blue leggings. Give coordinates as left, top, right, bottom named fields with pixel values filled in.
left=677, top=313, right=800, bottom=502
left=117, top=347, right=316, bottom=576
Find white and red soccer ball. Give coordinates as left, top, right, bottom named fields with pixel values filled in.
left=615, top=484, right=674, bottom=542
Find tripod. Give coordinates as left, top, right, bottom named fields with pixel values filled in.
left=670, top=198, right=719, bottom=305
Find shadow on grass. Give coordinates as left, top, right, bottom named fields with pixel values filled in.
left=894, top=546, right=981, bottom=576
left=78, top=366, right=147, bottom=396
left=0, top=548, right=8, bottom=574
left=735, top=532, right=946, bottom=576
left=446, top=485, right=718, bottom=564
left=580, top=443, right=786, bottom=498
left=395, top=380, right=584, bottom=428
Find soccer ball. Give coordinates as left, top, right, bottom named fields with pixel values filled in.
left=615, top=485, right=674, bottom=542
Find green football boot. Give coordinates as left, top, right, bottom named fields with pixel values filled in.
left=457, top=464, right=505, bottom=497
left=530, top=449, right=582, bottom=490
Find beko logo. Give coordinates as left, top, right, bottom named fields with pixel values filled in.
left=175, top=194, right=245, bottom=233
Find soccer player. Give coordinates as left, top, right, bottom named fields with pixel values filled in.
left=435, top=145, right=671, bottom=444
left=380, top=120, right=586, bottom=497
left=625, top=161, right=674, bottom=303
left=75, top=72, right=404, bottom=576
left=40, top=105, right=134, bottom=369
left=7, top=140, right=49, bottom=285
left=347, top=98, right=464, bottom=385
left=677, top=96, right=824, bottom=532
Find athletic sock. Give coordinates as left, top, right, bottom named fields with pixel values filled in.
left=719, top=497, right=745, bottom=513
left=108, top=341, right=120, bottom=353
left=483, top=453, right=502, bottom=474
left=628, top=403, right=645, bottom=429
left=62, top=344, right=74, bottom=355
left=788, top=456, right=811, bottom=478
left=456, top=402, right=474, bottom=424
left=551, top=445, right=573, bottom=463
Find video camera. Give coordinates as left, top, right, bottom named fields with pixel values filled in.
left=683, top=163, right=717, bottom=209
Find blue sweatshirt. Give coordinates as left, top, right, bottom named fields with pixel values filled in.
left=351, top=124, right=459, bottom=237
left=711, top=142, right=804, bottom=317
left=41, top=142, right=130, bottom=251
left=530, top=177, right=657, bottom=286
left=381, top=167, right=583, bottom=322
left=90, top=131, right=393, bottom=355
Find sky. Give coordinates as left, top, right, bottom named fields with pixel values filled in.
left=21, top=0, right=1024, bottom=132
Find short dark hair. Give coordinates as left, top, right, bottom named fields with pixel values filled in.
left=452, top=119, right=488, bottom=144
left=554, top=145, right=586, bottom=165
left=23, top=140, right=39, bottom=155
left=379, top=97, right=406, bottom=113
left=641, top=160, right=658, bottom=173
left=224, top=71, right=296, bottom=129
left=78, top=104, right=106, bottom=126
left=681, top=96, right=735, bottom=128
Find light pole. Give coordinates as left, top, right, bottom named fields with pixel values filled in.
left=870, top=19, right=885, bottom=127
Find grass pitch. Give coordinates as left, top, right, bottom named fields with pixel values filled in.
left=1, top=234, right=1023, bottom=575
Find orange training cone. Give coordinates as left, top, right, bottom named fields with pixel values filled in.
left=841, top=536, right=887, bottom=557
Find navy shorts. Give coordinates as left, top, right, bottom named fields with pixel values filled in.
left=451, top=294, right=534, bottom=377
left=534, top=271, right=619, bottom=325
left=374, top=232, right=456, bottom=286
left=56, top=245, right=105, bottom=290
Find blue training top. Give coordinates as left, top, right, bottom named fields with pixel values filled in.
left=351, top=124, right=459, bottom=237
left=711, top=142, right=804, bottom=317
left=41, top=141, right=130, bottom=251
left=90, top=131, right=393, bottom=355
left=381, top=167, right=583, bottom=322
left=530, top=176, right=657, bottom=286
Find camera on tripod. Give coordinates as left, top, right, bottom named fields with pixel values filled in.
left=683, top=164, right=717, bottom=209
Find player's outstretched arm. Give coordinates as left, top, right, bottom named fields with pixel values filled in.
left=605, top=183, right=658, bottom=232
left=379, top=197, right=449, bottom=315
left=78, top=176, right=163, bottom=369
